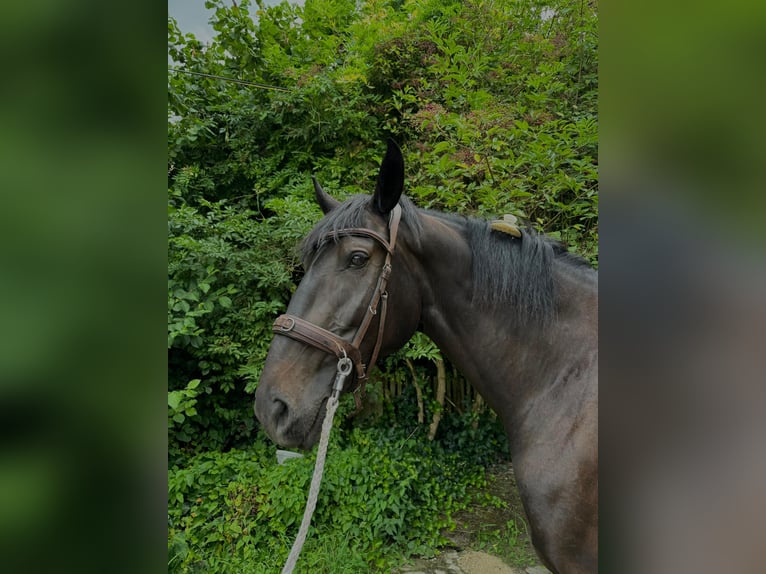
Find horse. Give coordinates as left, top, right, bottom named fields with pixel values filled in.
left=254, top=140, right=598, bottom=573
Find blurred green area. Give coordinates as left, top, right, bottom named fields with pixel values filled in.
left=601, top=0, right=766, bottom=238
left=0, top=0, right=166, bottom=572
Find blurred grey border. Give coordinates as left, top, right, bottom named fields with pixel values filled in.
left=600, top=1, right=766, bottom=572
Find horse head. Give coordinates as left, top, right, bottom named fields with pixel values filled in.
left=254, top=140, right=421, bottom=449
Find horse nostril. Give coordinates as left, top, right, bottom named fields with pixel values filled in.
left=272, top=397, right=289, bottom=427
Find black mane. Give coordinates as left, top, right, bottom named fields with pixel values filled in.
left=301, top=194, right=593, bottom=327
left=458, top=214, right=569, bottom=327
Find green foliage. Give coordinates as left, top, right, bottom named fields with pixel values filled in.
left=168, top=194, right=318, bottom=461
left=169, top=0, right=598, bottom=260
left=379, top=0, right=599, bottom=263
left=473, top=517, right=538, bottom=569
left=168, top=378, right=202, bottom=431
left=168, top=427, right=492, bottom=572
left=404, top=331, right=442, bottom=362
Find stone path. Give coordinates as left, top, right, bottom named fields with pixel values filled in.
left=399, top=550, right=550, bottom=574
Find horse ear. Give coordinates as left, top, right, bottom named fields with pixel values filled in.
left=372, top=138, right=404, bottom=216
left=312, top=176, right=340, bottom=214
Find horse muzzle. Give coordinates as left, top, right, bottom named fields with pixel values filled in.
left=254, top=353, right=338, bottom=450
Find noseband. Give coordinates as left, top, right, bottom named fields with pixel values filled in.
left=272, top=204, right=403, bottom=406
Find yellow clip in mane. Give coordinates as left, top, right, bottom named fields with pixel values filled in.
left=490, top=214, right=522, bottom=238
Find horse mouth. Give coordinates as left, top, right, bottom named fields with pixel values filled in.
left=263, top=395, right=326, bottom=451
left=298, top=397, right=327, bottom=450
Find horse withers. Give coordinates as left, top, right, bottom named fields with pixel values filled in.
left=255, top=140, right=598, bottom=573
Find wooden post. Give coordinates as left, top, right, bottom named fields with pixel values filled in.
left=428, top=358, right=446, bottom=440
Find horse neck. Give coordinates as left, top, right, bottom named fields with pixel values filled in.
left=409, top=213, right=597, bottom=428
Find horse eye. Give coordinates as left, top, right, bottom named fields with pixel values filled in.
left=349, top=252, right=369, bottom=268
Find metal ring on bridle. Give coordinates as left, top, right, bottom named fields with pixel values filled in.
left=279, top=317, right=295, bottom=331
left=336, top=357, right=353, bottom=376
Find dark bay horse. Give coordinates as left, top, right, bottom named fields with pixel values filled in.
left=255, top=140, right=598, bottom=573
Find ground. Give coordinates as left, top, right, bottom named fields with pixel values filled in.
left=398, top=462, right=550, bottom=574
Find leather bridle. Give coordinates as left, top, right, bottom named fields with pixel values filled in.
left=272, top=204, right=403, bottom=407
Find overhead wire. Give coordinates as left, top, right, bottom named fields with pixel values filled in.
left=168, top=67, right=291, bottom=92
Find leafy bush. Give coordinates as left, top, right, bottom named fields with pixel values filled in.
left=168, top=423, right=494, bottom=572
left=168, top=194, right=318, bottom=461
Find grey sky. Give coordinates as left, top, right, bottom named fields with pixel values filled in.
left=168, top=0, right=217, bottom=43
left=168, top=0, right=301, bottom=44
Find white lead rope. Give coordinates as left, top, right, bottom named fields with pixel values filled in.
left=280, top=357, right=353, bottom=574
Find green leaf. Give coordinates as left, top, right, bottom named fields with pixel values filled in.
left=168, top=391, right=182, bottom=410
